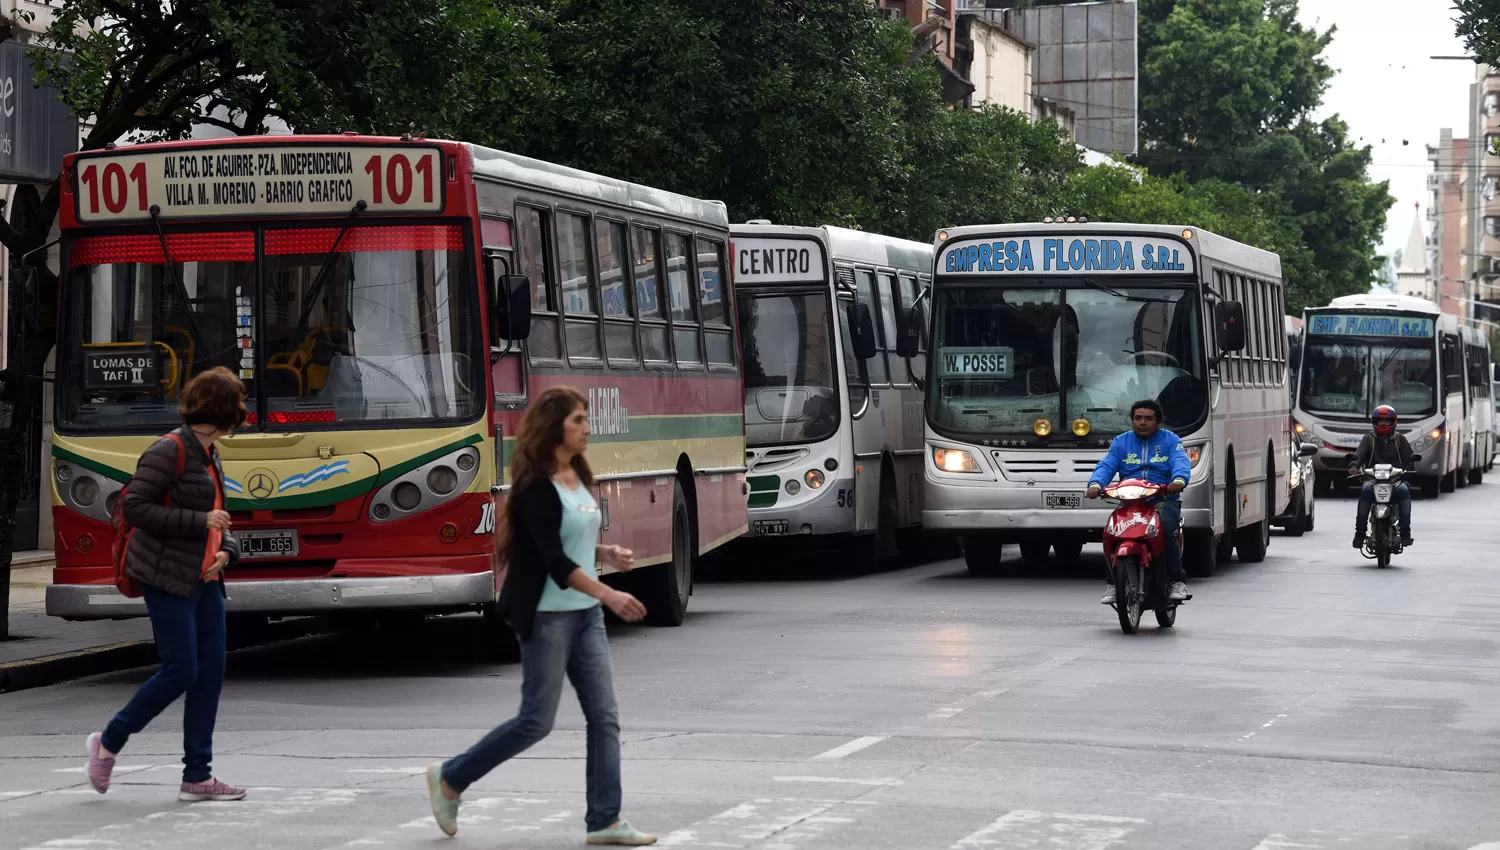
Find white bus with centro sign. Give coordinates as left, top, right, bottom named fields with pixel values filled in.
left=897, top=222, right=1293, bottom=576
left=731, top=221, right=940, bottom=562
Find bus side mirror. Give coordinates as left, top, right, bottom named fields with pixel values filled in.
left=896, top=307, right=921, bottom=359
left=491, top=273, right=533, bottom=342
left=848, top=302, right=878, bottom=360
left=1215, top=301, right=1246, bottom=352
left=1298, top=442, right=1318, bottom=458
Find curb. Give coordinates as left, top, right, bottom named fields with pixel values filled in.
left=0, top=618, right=332, bottom=694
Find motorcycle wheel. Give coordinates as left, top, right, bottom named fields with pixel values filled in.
left=1152, top=561, right=1176, bottom=628
left=1374, top=523, right=1390, bottom=568
left=1114, top=556, right=1142, bottom=634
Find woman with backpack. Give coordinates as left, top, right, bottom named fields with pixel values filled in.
left=425, top=386, right=656, bottom=845
left=86, top=366, right=247, bottom=802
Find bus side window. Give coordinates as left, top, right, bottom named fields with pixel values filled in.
left=631, top=225, right=670, bottom=364
left=557, top=211, right=602, bottom=361
left=878, top=271, right=904, bottom=386
left=597, top=218, right=637, bottom=365
left=517, top=205, right=559, bottom=362
left=854, top=269, right=888, bottom=384
left=696, top=236, right=735, bottom=368
left=839, top=295, right=870, bottom=414
left=896, top=272, right=925, bottom=379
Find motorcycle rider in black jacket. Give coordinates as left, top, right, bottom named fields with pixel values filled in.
left=1350, top=404, right=1414, bottom=549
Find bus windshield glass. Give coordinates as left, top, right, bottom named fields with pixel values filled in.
left=929, top=281, right=1207, bottom=437
left=58, top=224, right=484, bottom=430
left=1299, top=337, right=1437, bottom=420
left=738, top=290, right=839, bottom=445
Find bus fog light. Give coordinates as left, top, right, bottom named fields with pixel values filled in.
left=393, top=482, right=422, bottom=511
left=456, top=452, right=477, bottom=472
left=427, top=466, right=458, bottom=496
left=72, top=476, right=99, bottom=507
left=805, top=469, right=825, bottom=489
left=373, top=503, right=392, bottom=520
left=825, top=458, right=838, bottom=471
left=439, top=523, right=458, bottom=543
left=785, top=479, right=801, bottom=495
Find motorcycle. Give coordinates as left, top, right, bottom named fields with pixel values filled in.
left=1099, top=477, right=1189, bottom=634
left=1351, top=455, right=1419, bottom=568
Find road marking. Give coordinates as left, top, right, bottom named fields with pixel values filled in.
left=343, top=767, right=427, bottom=774
left=772, top=776, right=902, bottom=787
left=952, top=810, right=1146, bottom=849
left=659, top=798, right=857, bottom=848
left=50, top=765, right=160, bottom=775
left=927, top=655, right=1080, bottom=719
left=398, top=796, right=559, bottom=832
left=811, top=736, right=886, bottom=761
left=1249, top=837, right=1327, bottom=849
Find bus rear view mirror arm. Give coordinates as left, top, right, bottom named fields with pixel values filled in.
left=848, top=302, right=878, bottom=360
left=1214, top=300, right=1246, bottom=353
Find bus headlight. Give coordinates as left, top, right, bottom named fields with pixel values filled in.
left=369, top=445, right=483, bottom=523
left=1411, top=424, right=1444, bottom=453
left=55, top=461, right=124, bottom=525
left=71, top=476, right=99, bottom=507
left=804, top=469, right=825, bottom=489
left=1184, top=444, right=1203, bottom=468
left=933, top=447, right=981, bottom=473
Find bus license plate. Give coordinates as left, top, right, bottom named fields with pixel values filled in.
left=239, top=530, right=298, bottom=559
left=752, top=520, right=789, bottom=536
left=1044, top=492, right=1081, bottom=509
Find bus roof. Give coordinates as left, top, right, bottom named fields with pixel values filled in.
left=729, top=222, right=932, bottom=272
left=1318, top=292, right=1442, bottom=315
left=933, top=221, right=1281, bottom=279
left=467, top=143, right=728, bottom=228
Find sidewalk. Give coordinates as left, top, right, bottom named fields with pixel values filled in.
left=1, top=552, right=327, bottom=693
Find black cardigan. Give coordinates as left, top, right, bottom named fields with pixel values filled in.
left=496, top=476, right=593, bottom=640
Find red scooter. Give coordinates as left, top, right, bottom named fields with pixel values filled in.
left=1099, top=477, right=1190, bottom=634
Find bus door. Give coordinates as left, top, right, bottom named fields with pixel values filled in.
left=483, top=216, right=526, bottom=483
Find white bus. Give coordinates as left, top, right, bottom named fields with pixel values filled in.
left=899, top=222, right=1293, bottom=577
left=1296, top=293, right=1466, bottom=498
left=1461, top=324, right=1494, bottom=478
left=732, top=222, right=934, bottom=560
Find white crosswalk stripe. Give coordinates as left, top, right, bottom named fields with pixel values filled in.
left=950, top=810, right=1147, bottom=850
left=658, top=798, right=876, bottom=848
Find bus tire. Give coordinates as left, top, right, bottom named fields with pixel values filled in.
left=1052, top=538, right=1085, bottom=563
left=1019, top=539, right=1050, bottom=563
left=1185, top=529, right=1217, bottom=578
left=1421, top=475, right=1441, bottom=499
left=1441, top=469, right=1457, bottom=493
left=1470, top=465, right=1484, bottom=485
left=1233, top=475, right=1272, bottom=563
left=642, top=480, right=693, bottom=627
left=480, top=602, right=520, bottom=663
left=1217, top=462, right=1237, bottom=563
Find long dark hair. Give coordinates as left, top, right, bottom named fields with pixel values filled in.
left=496, top=386, right=594, bottom=566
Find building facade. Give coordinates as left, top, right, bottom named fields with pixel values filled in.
left=1395, top=207, right=1434, bottom=302
left=1426, top=130, right=1469, bottom=316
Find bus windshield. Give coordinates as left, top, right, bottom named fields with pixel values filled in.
left=58, top=223, right=484, bottom=431
left=738, top=290, right=839, bottom=445
left=929, top=281, right=1207, bottom=438
left=1299, top=337, right=1437, bottom=420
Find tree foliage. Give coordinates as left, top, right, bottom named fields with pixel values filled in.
left=1456, top=0, right=1500, bottom=66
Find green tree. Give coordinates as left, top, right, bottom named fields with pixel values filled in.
left=1456, top=0, right=1500, bottom=66
left=0, top=0, right=541, bottom=637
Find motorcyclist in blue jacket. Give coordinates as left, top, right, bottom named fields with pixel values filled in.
left=1086, top=399, right=1193, bottom=604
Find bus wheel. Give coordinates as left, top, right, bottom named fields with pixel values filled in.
left=1216, top=470, right=1237, bottom=563
left=962, top=534, right=1003, bottom=574
left=479, top=603, right=520, bottom=663
left=1019, top=540, right=1050, bottom=563
left=643, top=480, right=693, bottom=627
left=1185, top=529, right=1217, bottom=578
left=1441, top=470, right=1457, bottom=493
left=1052, top=538, right=1084, bottom=563
left=1470, top=465, right=1484, bottom=485
left=1421, top=475, right=1441, bottom=499
left=1234, top=476, right=1272, bottom=563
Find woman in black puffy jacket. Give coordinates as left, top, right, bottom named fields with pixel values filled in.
left=85, top=367, right=248, bottom=803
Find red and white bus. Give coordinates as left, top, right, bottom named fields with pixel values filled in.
left=46, top=135, right=747, bottom=643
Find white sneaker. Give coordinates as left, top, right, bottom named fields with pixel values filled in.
left=1169, top=582, right=1188, bottom=601
left=1099, top=585, right=1116, bottom=604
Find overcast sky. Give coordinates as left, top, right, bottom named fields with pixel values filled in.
left=1296, top=0, right=1475, bottom=258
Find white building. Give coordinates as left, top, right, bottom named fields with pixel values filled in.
left=1395, top=210, right=1436, bottom=302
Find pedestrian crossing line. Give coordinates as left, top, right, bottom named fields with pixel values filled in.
left=396, top=795, right=566, bottom=833
left=810, top=736, right=887, bottom=761
left=926, top=655, right=1080, bottom=720
left=773, top=776, right=902, bottom=787
left=658, top=798, right=867, bottom=848
left=950, top=810, right=1146, bottom=850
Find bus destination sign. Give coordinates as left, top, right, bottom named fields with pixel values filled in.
left=72, top=144, right=446, bottom=224
left=1307, top=314, right=1434, bottom=339
left=938, top=346, right=1013, bottom=379
left=941, top=235, right=1194, bottom=276
left=732, top=238, right=826, bottom=284
left=83, top=345, right=158, bottom=391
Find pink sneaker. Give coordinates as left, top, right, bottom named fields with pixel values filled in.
left=178, top=778, right=247, bottom=802
left=86, top=732, right=115, bottom=794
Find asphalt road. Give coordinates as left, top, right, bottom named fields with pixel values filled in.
left=2, top=483, right=1498, bottom=850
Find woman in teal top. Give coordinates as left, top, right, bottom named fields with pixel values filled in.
left=425, top=387, right=656, bottom=846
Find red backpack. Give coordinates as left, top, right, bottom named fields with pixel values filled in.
left=110, top=432, right=187, bottom=598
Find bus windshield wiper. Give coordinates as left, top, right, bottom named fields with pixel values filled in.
left=294, top=200, right=367, bottom=338
left=1074, top=277, right=1179, bottom=304
left=149, top=204, right=206, bottom=355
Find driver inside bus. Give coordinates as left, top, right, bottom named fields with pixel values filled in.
left=1086, top=399, right=1192, bottom=604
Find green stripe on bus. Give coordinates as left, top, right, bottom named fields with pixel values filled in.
left=582, top=413, right=744, bottom=444
left=374, top=434, right=485, bottom=487
left=747, top=475, right=780, bottom=492
left=227, top=475, right=378, bottom=512
left=53, top=447, right=131, bottom=484
left=748, top=492, right=778, bottom=508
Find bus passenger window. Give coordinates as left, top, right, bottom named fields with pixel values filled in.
left=598, top=219, right=636, bottom=363
left=854, top=270, right=888, bottom=384
left=696, top=237, right=734, bottom=367
left=557, top=212, right=601, bottom=359
left=666, top=232, right=701, bottom=365
left=631, top=226, right=670, bottom=363
left=516, top=206, right=559, bottom=361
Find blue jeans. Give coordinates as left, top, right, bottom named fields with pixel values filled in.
left=443, top=604, right=621, bottom=833
left=101, top=581, right=226, bottom=784
left=1357, top=481, right=1411, bottom=535
left=1156, top=498, right=1186, bottom=582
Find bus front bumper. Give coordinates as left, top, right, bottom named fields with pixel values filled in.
left=922, top=507, right=1213, bottom=536
left=45, top=571, right=495, bottom=621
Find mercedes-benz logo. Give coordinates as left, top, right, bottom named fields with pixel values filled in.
left=246, top=469, right=278, bottom=499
